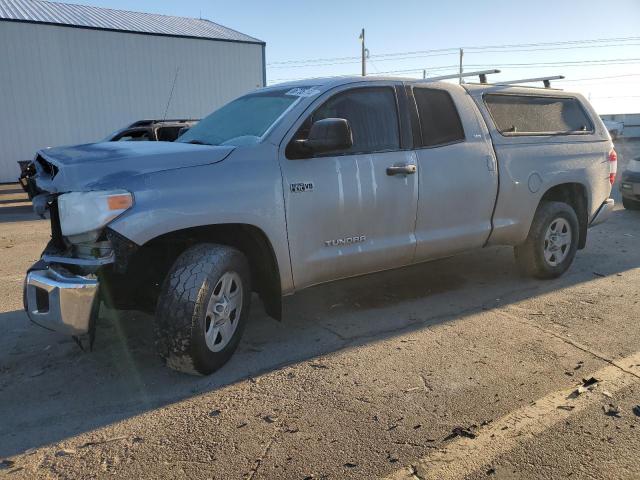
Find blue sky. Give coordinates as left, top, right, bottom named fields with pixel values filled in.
left=61, top=0, right=640, bottom=113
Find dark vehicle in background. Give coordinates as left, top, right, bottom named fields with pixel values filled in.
left=17, top=160, right=38, bottom=198
left=620, top=156, right=640, bottom=210
left=104, top=119, right=198, bottom=142
left=18, top=119, right=198, bottom=199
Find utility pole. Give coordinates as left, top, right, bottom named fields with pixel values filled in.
left=360, top=28, right=366, bottom=76
left=423, top=69, right=426, bottom=79
left=459, top=48, right=464, bottom=84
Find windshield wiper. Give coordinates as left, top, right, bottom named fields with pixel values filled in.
left=185, top=139, right=213, bottom=145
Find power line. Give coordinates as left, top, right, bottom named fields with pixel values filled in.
left=555, top=73, right=640, bottom=83
left=268, top=51, right=458, bottom=69
left=269, top=45, right=640, bottom=70
left=268, top=54, right=361, bottom=66
left=463, top=43, right=640, bottom=55
left=370, top=58, right=640, bottom=77
left=266, top=36, right=640, bottom=67
left=267, top=47, right=459, bottom=66
left=466, top=57, right=640, bottom=67
left=268, top=67, right=640, bottom=84
left=475, top=62, right=640, bottom=70
left=268, top=43, right=640, bottom=70
left=462, top=36, right=640, bottom=50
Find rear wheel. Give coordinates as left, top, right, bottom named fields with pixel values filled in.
left=514, top=201, right=579, bottom=279
left=155, top=244, right=251, bottom=375
left=622, top=196, right=640, bottom=210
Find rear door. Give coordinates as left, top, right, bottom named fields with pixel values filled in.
left=411, top=84, right=499, bottom=261
left=279, top=84, right=418, bottom=289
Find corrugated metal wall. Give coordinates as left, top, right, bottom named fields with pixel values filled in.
left=0, top=21, right=264, bottom=182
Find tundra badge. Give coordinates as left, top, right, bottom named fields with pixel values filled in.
left=324, top=236, right=366, bottom=247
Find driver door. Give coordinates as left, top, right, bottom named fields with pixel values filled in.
left=279, top=84, right=419, bottom=289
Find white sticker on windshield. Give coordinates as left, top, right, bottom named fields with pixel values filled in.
left=285, top=87, right=321, bottom=98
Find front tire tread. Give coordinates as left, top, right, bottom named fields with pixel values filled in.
left=155, top=244, right=250, bottom=376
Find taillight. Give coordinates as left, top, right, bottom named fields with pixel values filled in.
left=609, top=148, right=617, bottom=185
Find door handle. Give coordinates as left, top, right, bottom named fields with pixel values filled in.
left=386, top=164, right=417, bottom=176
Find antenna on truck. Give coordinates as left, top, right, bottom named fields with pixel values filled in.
left=497, top=75, right=565, bottom=88
left=163, top=66, right=181, bottom=121
left=421, top=69, right=501, bottom=84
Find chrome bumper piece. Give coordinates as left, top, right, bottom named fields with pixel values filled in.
left=24, top=266, right=99, bottom=335
left=589, top=198, right=615, bottom=227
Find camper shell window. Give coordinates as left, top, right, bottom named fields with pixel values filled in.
left=484, top=94, right=594, bottom=136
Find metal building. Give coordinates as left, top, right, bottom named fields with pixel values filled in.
left=0, top=0, right=265, bottom=183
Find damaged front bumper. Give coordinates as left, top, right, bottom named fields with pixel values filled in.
left=24, top=261, right=99, bottom=336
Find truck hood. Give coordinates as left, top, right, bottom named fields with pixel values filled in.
left=34, top=141, right=235, bottom=192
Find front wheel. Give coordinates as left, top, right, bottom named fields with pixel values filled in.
left=155, top=244, right=251, bottom=375
left=514, top=201, right=579, bottom=279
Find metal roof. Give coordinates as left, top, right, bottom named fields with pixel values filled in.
left=0, top=0, right=264, bottom=44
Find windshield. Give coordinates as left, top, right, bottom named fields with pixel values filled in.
left=177, top=88, right=303, bottom=147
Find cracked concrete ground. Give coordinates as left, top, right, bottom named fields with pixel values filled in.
left=1, top=140, right=639, bottom=479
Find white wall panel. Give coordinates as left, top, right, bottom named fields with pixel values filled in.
left=0, top=21, right=264, bottom=182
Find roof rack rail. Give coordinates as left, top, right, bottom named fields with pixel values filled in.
left=497, top=75, right=565, bottom=88
left=422, top=69, right=501, bottom=84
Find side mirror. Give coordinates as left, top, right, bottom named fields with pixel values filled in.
left=294, top=118, right=353, bottom=157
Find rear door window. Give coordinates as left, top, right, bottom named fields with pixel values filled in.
left=484, top=94, right=593, bottom=135
left=413, top=88, right=465, bottom=147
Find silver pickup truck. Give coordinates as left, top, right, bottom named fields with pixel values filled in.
left=23, top=76, right=616, bottom=375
